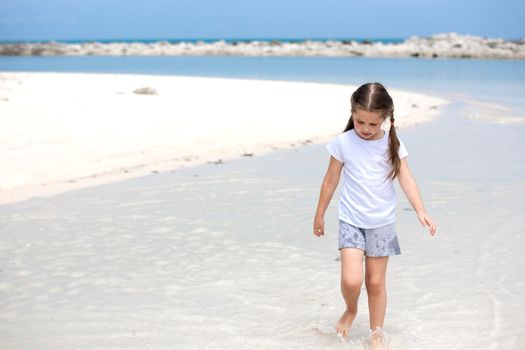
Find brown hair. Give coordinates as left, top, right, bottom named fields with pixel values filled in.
left=343, top=82, right=401, bottom=180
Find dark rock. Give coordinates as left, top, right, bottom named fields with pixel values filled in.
left=0, top=45, right=26, bottom=55
left=133, top=87, right=158, bottom=95
left=207, top=159, right=223, bottom=165
left=31, top=47, right=47, bottom=56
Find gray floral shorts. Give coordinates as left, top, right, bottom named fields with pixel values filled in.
left=338, top=220, right=401, bottom=257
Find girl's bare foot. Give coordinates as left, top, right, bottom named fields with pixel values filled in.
left=335, top=309, right=356, bottom=337
left=370, top=326, right=386, bottom=350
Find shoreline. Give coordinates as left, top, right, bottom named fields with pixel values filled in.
left=0, top=72, right=449, bottom=205
left=1, top=33, right=524, bottom=59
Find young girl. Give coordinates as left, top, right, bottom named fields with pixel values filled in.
left=313, top=82, right=436, bottom=347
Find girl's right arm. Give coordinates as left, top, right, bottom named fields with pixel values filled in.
left=313, top=156, right=343, bottom=237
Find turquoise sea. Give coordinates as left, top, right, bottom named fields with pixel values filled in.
left=1, top=55, right=525, bottom=113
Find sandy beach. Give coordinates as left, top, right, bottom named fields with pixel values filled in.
left=1, top=73, right=524, bottom=349
left=0, top=72, right=447, bottom=205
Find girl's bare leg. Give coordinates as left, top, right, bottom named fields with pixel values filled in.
left=336, top=247, right=364, bottom=337
left=365, top=256, right=389, bottom=347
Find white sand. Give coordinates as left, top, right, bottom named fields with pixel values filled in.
left=0, top=72, right=448, bottom=205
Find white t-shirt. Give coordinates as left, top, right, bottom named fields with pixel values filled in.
left=325, top=128, right=408, bottom=229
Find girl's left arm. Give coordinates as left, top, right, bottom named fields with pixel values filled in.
left=397, top=158, right=436, bottom=236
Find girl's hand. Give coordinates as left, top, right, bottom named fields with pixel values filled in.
left=417, top=211, right=436, bottom=236
left=313, top=216, right=325, bottom=237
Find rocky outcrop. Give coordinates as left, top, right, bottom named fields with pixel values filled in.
left=1, top=33, right=524, bottom=59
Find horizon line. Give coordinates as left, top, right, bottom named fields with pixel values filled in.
left=2, top=33, right=523, bottom=44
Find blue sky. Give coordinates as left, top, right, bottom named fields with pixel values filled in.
left=0, top=0, right=524, bottom=41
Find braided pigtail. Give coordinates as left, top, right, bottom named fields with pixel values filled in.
left=387, top=111, right=401, bottom=180
left=343, top=114, right=354, bottom=132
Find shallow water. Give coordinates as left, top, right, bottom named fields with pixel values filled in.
left=0, top=99, right=523, bottom=349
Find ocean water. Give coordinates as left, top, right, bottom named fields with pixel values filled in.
left=1, top=56, right=525, bottom=112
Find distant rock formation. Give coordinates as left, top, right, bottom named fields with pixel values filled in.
left=1, top=33, right=524, bottom=59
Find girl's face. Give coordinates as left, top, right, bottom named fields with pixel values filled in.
left=353, top=109, right=385, bottom=141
